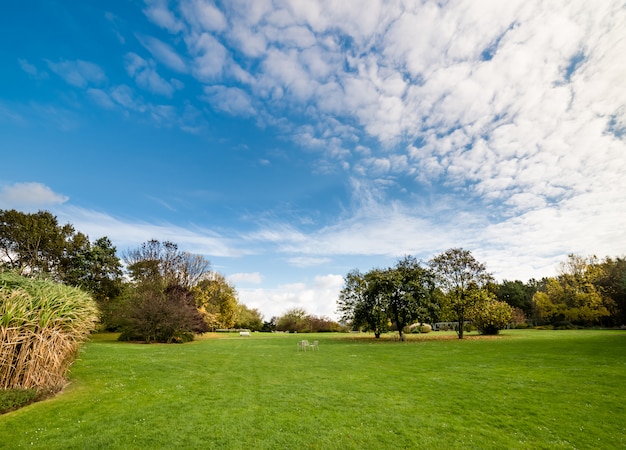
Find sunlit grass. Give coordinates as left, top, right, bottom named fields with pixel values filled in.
left=1, top=330, right=624, bottom=449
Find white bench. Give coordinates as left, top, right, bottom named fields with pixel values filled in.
left=239, top=331, right=251, bottom=336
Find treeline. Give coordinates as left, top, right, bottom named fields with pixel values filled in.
left=0, top=210, right=265, bottom=343
left=338, top=249, right=626, bottom=339
left=493, top=254, right=626, bottom=328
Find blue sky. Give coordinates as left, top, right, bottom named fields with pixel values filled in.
left=1, top=0, right=625, bottom=320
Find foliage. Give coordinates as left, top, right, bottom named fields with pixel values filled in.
left=58, top=236, right=123, bottom=303
left=0, top=272, right=99, bottom=393
left=468, top=291, right=513, bottom=335
left=338, top=269, right=389, bottom=337
left=338, top=257, right=437, bottom=340
left=533, top=255, right=613, bottom=326
left=124, top=239, right=211, bottom=289
left=491, top=279, right=536, bottom=318
left=0, top=388, right=37, bottom=414
left=0, top=209, right=78, bottom=275
left=276, top=307, right=310, bottom=332
left=193, top=272, right=239, bottom=330
left=234, top=304, right=263, bottom=331
left=118, top=283, right=207, bottom=343
left=429, top=248, right=492, bottom=339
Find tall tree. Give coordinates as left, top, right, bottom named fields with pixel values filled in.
left=193, top=272, right=239, bottom=330
left=337, top=257, right=436, bottom=340
left=0, top=209, right=83, bottom=276
left=59, top=236, right=123, bottom=303
left=533, top=254, right=612, bottom=326
left=123, top=239, right=211, bottom=289
left=383, top=256, right=437, bottom=341
left=429, top=248, right=492, bottom=339
left=338, top=269, right=389, bottom=338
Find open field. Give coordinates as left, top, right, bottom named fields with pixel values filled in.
left=1, top=330, right=625, bottom=449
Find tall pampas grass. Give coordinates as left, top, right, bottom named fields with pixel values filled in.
left=0, top=272, right=99, bottom=393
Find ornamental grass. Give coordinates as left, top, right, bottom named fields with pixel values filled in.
left=0, top=272, right=99, bottom=394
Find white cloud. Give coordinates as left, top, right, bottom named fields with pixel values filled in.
left=46, top=59, right=107, bottom=88
left=137, top=35, right=188, bottom=72
left=203, top=85, right=254, bottom=116
left=125, top=52, right=179, bottom=97
left=228, top=272, right=263, bottom=284
left=238, top=273, right=344, bottom=319
left=0, top=182, right=69, bottom=210
left=143, top=0, right=184, bottom=33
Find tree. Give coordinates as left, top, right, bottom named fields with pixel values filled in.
left=429, top=248, right=492, bottom=339
left=276, top=307, right=310, bottom=333
left=468, top=291, right=513, bottom=335
left=338, top=269, right=389, bottom=338
left=492, top=280, right=535, bottom=318
left=234, top=304, right=263, bottom=331
left=124, top=239, right=211, bottom=288
left=118, top=283, right=207, bottom=343
left=532, top=255, right=612, bottom=326
left=117, top=240, right=212, bottom=342
left=193, top=272, right=239, bottom=330
left=337, top=257, right=436, bottom=340
left=0, top=209, right=85, bottom=277
left=58, top=236, right=123, bottom=303
left=382, top=256, right=437, bottom=341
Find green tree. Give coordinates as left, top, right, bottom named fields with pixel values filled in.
left=338, top=269, right=389, bottom=338
left=468, top=291, right=513, bottom=335
left=337, top=257, right=436, bottom=340
left=429, top=248, right=493, bottom=339
left=0, top=209, right=84, bottom=277
left=492, top=279, right=535, bottom=318
left=193, top=272, right=239, bottom=330
left=58, top=236, right=123, bottom=303
left=234, top=304, right=263, bottom=331
left=382, top=256, right=437, bottom=341
left=595, top=257, right=626, bottom=326
left=118, top=240, right=211, bottom=342
left=533, top=254, right=613, bottom=326
left=276, top=307, right=310, bottom=333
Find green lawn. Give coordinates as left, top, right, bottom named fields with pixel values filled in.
left=1, top=330, right=625, bottom=449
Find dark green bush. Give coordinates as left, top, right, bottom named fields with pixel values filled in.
left=0, top=389, right=38, bottom=414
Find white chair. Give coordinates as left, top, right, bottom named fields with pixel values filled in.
left=311, top=340, right=319, bottom=350
left=297, top=340, right=310, bottom=351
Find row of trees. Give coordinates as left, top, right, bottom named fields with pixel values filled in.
left=338, top=249, right=513, bottom=340
left=339, top=250, right=626, bottom=338
left=0, top=210, right=263, bottom=342
left=2, top=209, right=625, bottom=341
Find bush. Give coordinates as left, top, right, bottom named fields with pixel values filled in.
left=117, top=284, right=207, bottom=343
left=419, top=324, right=432, bottom=333
left=0, top=272, right=99, bottom=393
left=470, top=297, right=513, bottom=335
left=0, top=388, right=37, bottom=414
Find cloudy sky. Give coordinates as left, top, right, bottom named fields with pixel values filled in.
left=1, top=0, right=625, bottom=320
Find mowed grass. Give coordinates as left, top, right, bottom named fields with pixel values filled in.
left=1, top=330, right=625, bottom=449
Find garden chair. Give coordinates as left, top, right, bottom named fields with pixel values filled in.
left=311, top=340, right=319, bottom=350
left=297, top=340, right=310, bottom=351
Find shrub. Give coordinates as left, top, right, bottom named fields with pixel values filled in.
left=117, top=284, right=207, bottom=343
left=0, top=272, right=99, bottom=393
left=470, top=297, right=513, bottom=335
left=419, top=324, right=432, bottom=333
left=0, top=388, right=37, bottom=414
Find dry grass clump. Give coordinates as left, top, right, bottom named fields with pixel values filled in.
left=0, top=272, right=99, bottom=393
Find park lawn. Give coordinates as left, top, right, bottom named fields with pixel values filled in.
left=0, top=330, right=624, bottom=449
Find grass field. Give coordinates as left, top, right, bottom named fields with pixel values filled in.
left=1, top=330, right=625, bottom=449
